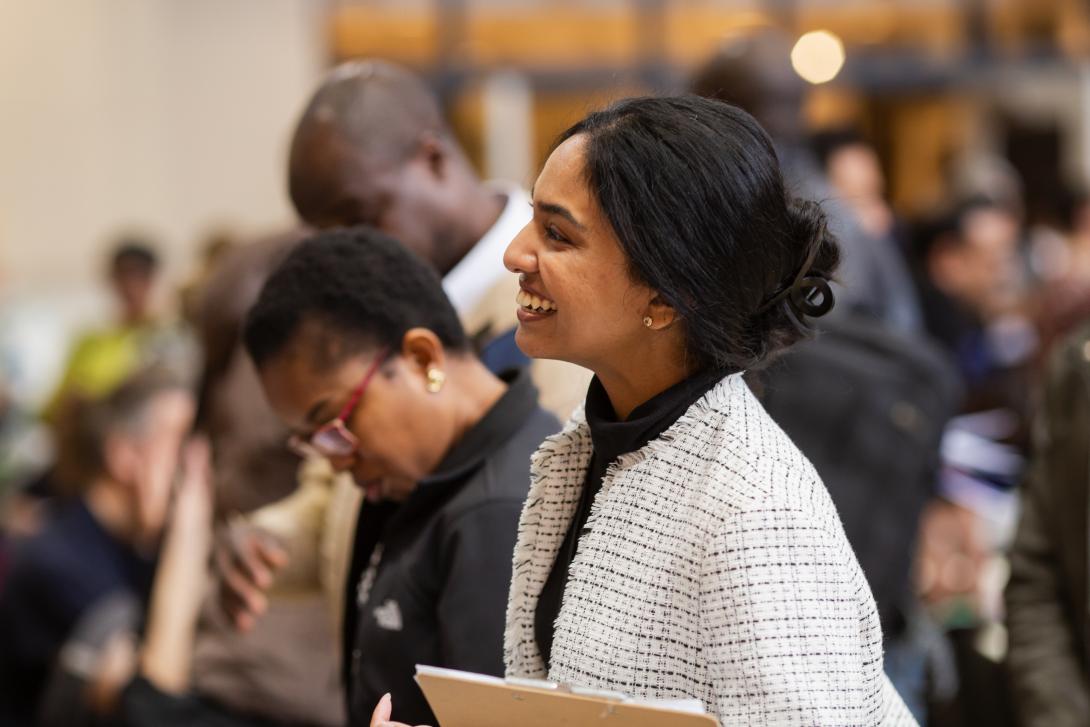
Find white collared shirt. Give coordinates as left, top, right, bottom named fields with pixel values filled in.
left=442, top=182, right=531, bottom=317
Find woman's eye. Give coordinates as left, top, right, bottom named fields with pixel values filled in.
left=544, top=225, right=567, bottom=243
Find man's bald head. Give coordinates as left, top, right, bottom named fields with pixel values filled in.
left=288, top=60, right=488, bottom=271
left=291, top=60, right=446, bottom=167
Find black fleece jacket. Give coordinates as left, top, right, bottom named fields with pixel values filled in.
left=341, top=370, right=559, bottom=726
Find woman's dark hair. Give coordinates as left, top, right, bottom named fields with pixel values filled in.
left=558, top=95, right=839, bottom=371
left=243, top=226, right=469, bottom=370
left=110, top=238, right=159, bottom=276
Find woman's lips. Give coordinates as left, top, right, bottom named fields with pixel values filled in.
left=516, top=306, right=555, bottom=324
left=515, top=289, right=558, bottom=323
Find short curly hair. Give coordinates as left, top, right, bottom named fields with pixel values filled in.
left=243, top=226, right=469, bottom=370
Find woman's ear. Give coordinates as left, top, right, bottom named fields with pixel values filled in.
left=400, top=328, right=448, bottom=380
left=643, top=294, right=679, bottom=331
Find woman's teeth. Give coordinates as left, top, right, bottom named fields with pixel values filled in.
left=516, top=290, right=557, bottom=312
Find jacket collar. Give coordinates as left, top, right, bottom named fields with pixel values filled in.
left=504, top=372, right=745, bottom=676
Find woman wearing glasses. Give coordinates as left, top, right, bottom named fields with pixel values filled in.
left=241, top=227, right=559, bottom=727
left=493, top=96, right=915, bottom=725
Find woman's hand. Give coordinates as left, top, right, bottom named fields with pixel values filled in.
left=140, top=436, right=216, bottom=694
left=172, top=437, right=215, bottom=542
left=369, top=693, right=431, bottom=727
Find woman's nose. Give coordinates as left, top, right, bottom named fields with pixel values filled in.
left=504, top=221, right=538, bottom=274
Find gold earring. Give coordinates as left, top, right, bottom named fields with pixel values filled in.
left=425, top=368, right=446, bottom=393
left=643, top=316, right=654, bottom=328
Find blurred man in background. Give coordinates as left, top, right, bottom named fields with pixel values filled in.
left=813, top=128, right=905, bottom=253
left=911, top=197, right=1033, bottom=727
left=917, top=197, right=1033, bottom=419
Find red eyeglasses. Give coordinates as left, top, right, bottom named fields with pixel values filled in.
left=288, top=348, right=389, bottom=459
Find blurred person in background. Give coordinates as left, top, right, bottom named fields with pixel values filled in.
left=693, top=32, right=923, bottom=335
left=0, top=357, right=53, bottom=549
left=45, top=240, right=195, bottom=422
left=1005, top=320, right=1090, bottom=727
left=911, top=196, right=1035, bottom=727
left=1061, top=189, right=1090, bottom=282
left=241, top=227, right=559, bottom=726
left=178, top=228, right=240, bottom=327
left=37, top=239, right=198, bottom=500
left=916, top=196, right=1034, bottom=418
left=195, top=231, right=309, bottom=517
left=0, top=371, right=19, bottom=588
left=1030, top=187, right=1090, bottom=357
left=183, top=229, right=349, bottom=727
left=0, top=368, right=195, bottom=725
left=694, top=36, right=957, bottom=723
left=812, top=128, right=909, bottom=257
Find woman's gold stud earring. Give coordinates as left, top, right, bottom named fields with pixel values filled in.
left=425, top=368, right=446, bottom=393
left=643, top=316, right=654, bottom=328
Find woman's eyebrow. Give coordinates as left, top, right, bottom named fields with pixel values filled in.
left=533, top=199, right=587, bottom=231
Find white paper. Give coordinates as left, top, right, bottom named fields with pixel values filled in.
left=415, top=665, right=708, bottom=715
left=631, top=698, right=707, bottom=714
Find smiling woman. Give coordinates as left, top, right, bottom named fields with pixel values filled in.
left=501, top=96, right=918, bottom=725
left=241, top=227, right=559, bottom=726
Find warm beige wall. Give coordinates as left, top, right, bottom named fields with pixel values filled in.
left=0, top=0, right=326, bottom=293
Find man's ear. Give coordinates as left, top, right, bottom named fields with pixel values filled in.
left=643, top=293, right=680, bottom=330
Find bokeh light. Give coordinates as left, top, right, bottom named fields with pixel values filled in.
left=791, top=30, right=846, bottom=85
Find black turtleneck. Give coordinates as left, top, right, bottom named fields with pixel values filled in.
left=533, top=367, right=730, bottom=668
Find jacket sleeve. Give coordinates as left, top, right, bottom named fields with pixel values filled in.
left=699, top=503, right=912, bottom=725
left=1005, top=343, right=1090, bottom=727
left=436, top=499, right=525, bottom=677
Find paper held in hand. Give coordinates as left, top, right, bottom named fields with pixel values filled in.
left=414, top=665, right=720, bottom=727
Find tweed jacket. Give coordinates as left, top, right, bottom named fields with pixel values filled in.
left=505, top=373, right=917, bottom=725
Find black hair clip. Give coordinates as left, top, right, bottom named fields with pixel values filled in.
left=788, top=275, right=834, bottom=318
left=756, top=242, right=834, bottom=319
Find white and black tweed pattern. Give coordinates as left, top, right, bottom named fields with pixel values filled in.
left=504, top=373, right=917, bottom=725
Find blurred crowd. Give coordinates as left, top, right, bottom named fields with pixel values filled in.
left=3, top=30, right=1090, bottom=727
